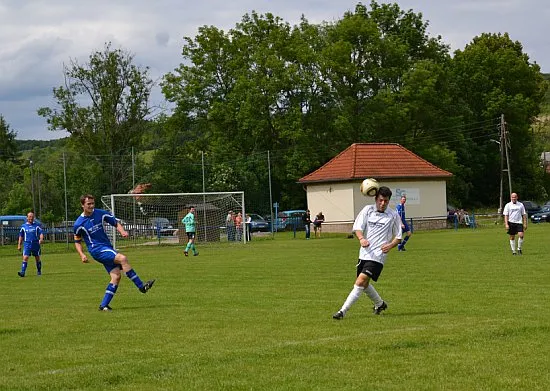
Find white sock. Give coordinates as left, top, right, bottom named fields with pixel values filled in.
left=510, top=240, right=516, bottom=252
left=518, top=237, right=523, bottom=250
left=340, top=285, right=364, bottom=314
left=364, top=284, right=383, bottom=307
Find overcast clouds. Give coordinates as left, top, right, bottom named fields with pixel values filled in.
left=1, top=0, right=549, bottom=140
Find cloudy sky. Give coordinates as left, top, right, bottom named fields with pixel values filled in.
left=1, top=0, right=549, bottom=140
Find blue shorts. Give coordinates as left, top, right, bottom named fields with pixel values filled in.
left=90, top=245, right=120, bottom=273
left=23, top=243, right=41, bottom=257
left=402, top=220, right=410, bottom=233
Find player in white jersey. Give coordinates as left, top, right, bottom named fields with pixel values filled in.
left=502, top=192, right=527, bottom=255
left=333, top=186, right=402, bottom=319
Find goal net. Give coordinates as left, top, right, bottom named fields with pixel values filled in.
left=100, top=192, right=246, bottom=247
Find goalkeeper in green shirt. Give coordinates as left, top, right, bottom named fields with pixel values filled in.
left=182, top=206, right=198, bottom=256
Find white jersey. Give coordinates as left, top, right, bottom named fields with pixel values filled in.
left=503, top=201, right=526, bottom=224
left=352, top=204, right=402, bottom=264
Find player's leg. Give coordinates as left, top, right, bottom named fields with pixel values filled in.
left=517, top=229, right=525, bottom=254
left=18, top=250, right=30, bottom=277
left=99, top=266, right=122, bottom=311
left=509, top=233, right=517, bottom=254
left=34, top=246, right=42, bottom=275
left=333, top=272, right=370, bottom=319
left=114, top=252, right=155, bottom=293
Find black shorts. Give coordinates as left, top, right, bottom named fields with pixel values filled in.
left=186, top=232, right=196, bottom=239
left=507, top=222, right=524, bottom=236
left=356, top=259, right=384, bottom=282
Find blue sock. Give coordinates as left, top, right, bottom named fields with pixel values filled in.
left=36, top=261, right=42, bottom=274
left=402, top=236, right=410, bottom=247
left=100, top=283, right=118, bottom=308
left=20, top=261, right=28, bottom=275
left=125, top=269, right=144, bottom=289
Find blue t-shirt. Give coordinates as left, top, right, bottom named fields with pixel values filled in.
left=74, top=209, right=118, bottom=251
left=396, top=203, right=406, bottom=224
left=19, top=222, right=43, bottom=243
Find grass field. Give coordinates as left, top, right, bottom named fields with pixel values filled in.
left=2, top=225, right=550, bottom=390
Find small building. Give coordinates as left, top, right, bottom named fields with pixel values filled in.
left=298, top=143, right=453, bottom=232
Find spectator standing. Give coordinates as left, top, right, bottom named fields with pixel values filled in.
left=235, top=212, right=243, bottom=242
left=303, top=210, right=312, bottom=239
left=245, top=214, right=252, bottom=241
left=313, top=212, right=325, bottom=238
left=17, top=212, right=44, bottom=277
left=226, top=211, right=236, bottom=241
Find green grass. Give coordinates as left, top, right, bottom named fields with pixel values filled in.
left=2, top=226, right=550, bottom=390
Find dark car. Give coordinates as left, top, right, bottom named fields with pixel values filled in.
left=248, top=213, right=269, bottom=232
left=531, top=205, right=550, bottom=223
left=271, top=210, right=307, bottom=231
left=521, top=201, right=541, bottom=217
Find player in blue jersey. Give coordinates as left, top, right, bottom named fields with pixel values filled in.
left=182, top=206, right=198, bottom=256
left=17, top=212, right=44, bottom=277
left=396, top=195, right=412, bottom=251
left=74, top=194, right=155, bottom=311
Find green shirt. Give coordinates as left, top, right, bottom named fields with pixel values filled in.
left=182, top=212, right=196, bottom=233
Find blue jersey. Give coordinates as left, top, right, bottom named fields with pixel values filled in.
left=396, top=203, right=406, bottom=224
left=74, top=209, right=118, bottom=251
left=19, top=222, right=43, bottom=243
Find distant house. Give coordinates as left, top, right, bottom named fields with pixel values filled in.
left=298, top=143, right=453, bottom=232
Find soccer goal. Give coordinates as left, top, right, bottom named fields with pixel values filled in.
left=100, top=192, right=246, bottom=247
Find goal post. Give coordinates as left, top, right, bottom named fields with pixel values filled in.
left=100, top=192, right=246, bottom=247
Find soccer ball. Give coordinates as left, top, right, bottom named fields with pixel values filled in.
left=360, top=178, right=379, bottom=197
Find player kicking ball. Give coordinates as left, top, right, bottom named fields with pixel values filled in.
left=74, top=194, right=155, bottom=311
left=333, top=186, right=402, bottom=319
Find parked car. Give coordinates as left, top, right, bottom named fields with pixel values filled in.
left=271, top=210, right=307, bottom=231
left=149, top=217, right=177, bottom=236
left=247, top=213, right=270, bottom=232
left=520, top=201, right=541, bottom=217
left=531, top=205, right=550, bottom=223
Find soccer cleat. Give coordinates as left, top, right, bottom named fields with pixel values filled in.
left=37, top=272, right=42, bottom=276
left=400, top=247, right=406, bottom=251
left=99, top=305, right=112, bottom=312
left=184, top=251, right=188, bottom=257
left=373, top=301, right=388, bottom=315
left=17, top=271, right=25, bottom=278
left=140, top=279, right=156, bottom=293
left=193, top=252, right=199, bottom=256
left=332, top=310, right=344, bottom=320
left=512, top=252, right=517, bottom=256
left=518, top=249, right=522, bottom=255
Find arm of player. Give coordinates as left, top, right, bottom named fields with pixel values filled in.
left=74, top=240, right=89, bottom=263
left=116, top=222, right=129, bottom=238
left=17, top=235, right=22, bottom=251
left=355, top=229, right=369, bottom=247
left=381, top=237, right=401, bottom=253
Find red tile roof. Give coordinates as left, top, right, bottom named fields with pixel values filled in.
left=298, top=143, right=452, bottom=183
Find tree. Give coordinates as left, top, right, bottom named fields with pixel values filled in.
left=451, top=33, right=548, bottom=204
left=0, top=115, right=18, bottom=162
left=38, top=43, right=154, bottom=194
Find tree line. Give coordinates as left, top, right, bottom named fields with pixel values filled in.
left=1, top=1, right=549, bottom=222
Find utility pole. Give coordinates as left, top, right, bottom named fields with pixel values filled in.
left=498, top=114, right=512, bottom=216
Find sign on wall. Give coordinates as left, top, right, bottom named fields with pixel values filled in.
left=393, top=188, right=420, bottom=205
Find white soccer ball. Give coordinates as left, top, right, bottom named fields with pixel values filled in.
left=360, top=178, right=379, bottom=197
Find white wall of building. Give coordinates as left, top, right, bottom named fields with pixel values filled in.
left=305, top=179, right=448, bottom=225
